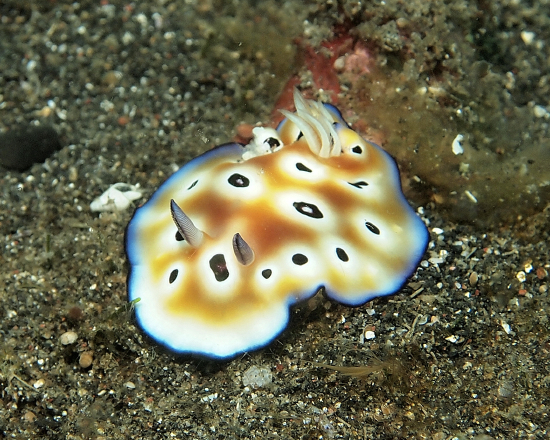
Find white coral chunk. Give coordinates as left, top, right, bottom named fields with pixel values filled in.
left=241, top=127, right=282, bottom=161
left=90, top=182, right=142, bottom=212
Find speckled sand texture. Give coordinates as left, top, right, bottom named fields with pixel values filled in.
left=1, top=1, right=549, bottom=439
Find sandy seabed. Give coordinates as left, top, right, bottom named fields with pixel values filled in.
left=1, top=1, right=549, bottom=438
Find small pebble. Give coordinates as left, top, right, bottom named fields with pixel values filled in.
left=364, top=330, right=376, bottom=340
left=124, top=381, right=136, bottom=389
left=68, top=166, right=78, bottom=182
left=242, top=365, right=272, bottom=389
left=533, top=105, right=548, bottom=118
left=520, top=30, right=535, bottom=45
left=79, top=351, right=94, bottom=368
left=59, top=331, right=78, bottom=345
left=500, top=321, right=512, bottom=334
left=396, top=17, right=409, bottom=28
left=33, top=378, right=45, bottom=389
left=22, top=411, right=36, bottom=423
left=333, top=56, right=346, bottom=71
left=516, top=271, right=526, bottom=283
left=469, top=271, right=478, bottom=287
left=536, top=267, right=548, bottom=280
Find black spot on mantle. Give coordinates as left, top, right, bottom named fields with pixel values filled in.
left=228, top=173, right=250, bottom=188
left=348, top=181, right=369, bottom=189
left=292, top=253, right=308, bottom=265
left=169, top=269, right=178, bottom=283
left=209, top=254, right=229, bottom=282
left=293, top=202, right=323, bottom=219
left=365, top=221, right=380, bottom=235
left=336, top=248, right=349, bottom=262
left=296, top=162, right=312, bottom=173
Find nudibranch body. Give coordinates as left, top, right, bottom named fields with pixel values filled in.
left=126, top=90, right=428, bottom=359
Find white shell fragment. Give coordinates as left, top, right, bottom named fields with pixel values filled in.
left=452, top=134, right=464, bottom=155
left=90, top=183, right=142, bottom=212
left=500, top=320, right=513, bottom=335
left=364, top=330, right=376, bottom=340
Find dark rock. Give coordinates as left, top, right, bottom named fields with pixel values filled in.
left=0, top=125, right=62, bottom=171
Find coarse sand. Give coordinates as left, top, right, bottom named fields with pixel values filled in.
left=1, top=1, right=549, bottom=438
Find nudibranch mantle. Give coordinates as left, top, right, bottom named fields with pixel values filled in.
left=126, top=89, right=428, bottom=359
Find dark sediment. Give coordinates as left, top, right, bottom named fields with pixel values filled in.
left=0, top=1, right=548, bottom=438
